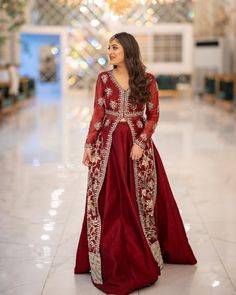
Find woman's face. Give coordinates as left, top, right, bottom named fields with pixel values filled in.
left=107, top=38, right=125, bottom=66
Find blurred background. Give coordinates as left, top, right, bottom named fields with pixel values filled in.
left=0, top=0, right=236, bottom=102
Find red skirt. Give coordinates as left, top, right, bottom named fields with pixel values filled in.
left=74, top=122, right=197, bottom=294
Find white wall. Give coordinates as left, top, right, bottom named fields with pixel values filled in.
left=110, top=23, right=193, bottom=75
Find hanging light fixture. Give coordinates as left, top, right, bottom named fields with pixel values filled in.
left=105, top=0, right=135, bottom=15
left=58, top=0, right=138, bottom=14
left=59, top=0, right=83, bottom=6
left=58, top=0, right=179, bottom=15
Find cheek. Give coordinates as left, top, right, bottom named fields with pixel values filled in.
left=117, top=49, right=124, bottom=60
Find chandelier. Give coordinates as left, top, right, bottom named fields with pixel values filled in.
left=59, top=0, right=179, bottom=15
left=105, top=0, right=134, bottom=15
left=59, top=0, right=83, bottom=5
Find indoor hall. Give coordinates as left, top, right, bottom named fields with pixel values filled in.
left=0, top=1, right=236, bottom=295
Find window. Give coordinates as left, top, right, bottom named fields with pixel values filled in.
left=153, top=34, right=182, bottom=62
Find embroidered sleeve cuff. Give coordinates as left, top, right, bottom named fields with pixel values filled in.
left=134, top=139, right=145, bottom=149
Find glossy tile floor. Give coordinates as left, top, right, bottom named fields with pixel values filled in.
left=0, top=90, right=236, bottom=295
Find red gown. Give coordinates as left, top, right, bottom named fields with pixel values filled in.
left=74, top=70, right=197, bottom=295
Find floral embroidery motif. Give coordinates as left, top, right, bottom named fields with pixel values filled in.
left=105, top=87, right=112, bottom=97
left=94, top=122, right=102, bottom=130
left=109, top=100, right=117, bottom=110
left=104, top=118, right=110, bottom=126
left=101, top=74, right=108, bottom=84
left=140, top=132, right=148, bottom=141
left=148, top=102, right=154, bottom=110
left=137, top=120, right=143, bottom=128
left=98, top=97, right=105, bottom=106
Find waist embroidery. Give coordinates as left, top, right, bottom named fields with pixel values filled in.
left=105, top=109, right=143, bottom=117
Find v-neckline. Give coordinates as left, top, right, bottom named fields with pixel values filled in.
left=110, top=69, right=130, bottom=92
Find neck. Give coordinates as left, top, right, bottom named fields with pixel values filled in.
left=114, top=63, right=128, bottom=76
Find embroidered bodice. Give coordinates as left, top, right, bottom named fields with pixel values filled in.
left=85, top=69, right=160, bottom=149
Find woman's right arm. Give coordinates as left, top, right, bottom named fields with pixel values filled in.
left=83, top=74, right=105, bottom=166
left=84, top=73, right=105, bottom=148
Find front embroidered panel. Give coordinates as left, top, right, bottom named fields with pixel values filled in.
left=86, top=116, right=122, bottom=284
left=133, top=140, right=163, bottom=269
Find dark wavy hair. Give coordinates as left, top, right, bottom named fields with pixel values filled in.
left=109, top=32, right=150, bottom=104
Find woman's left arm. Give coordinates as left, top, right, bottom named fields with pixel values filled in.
left=135, top=75, right=160, bottom=149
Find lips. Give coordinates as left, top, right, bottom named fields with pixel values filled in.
left=109, top=56, right=115, bottom=60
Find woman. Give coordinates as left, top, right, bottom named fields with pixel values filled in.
left=74, top=32, right=197, bottom=295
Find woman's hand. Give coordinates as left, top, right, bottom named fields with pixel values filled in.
left=130, top=143, right=144, bottom=161
left=82, top=148, right=92, bottom=166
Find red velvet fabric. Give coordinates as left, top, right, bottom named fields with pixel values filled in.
left=74, top=122, right=197, bottom=294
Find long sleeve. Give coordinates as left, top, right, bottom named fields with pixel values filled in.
left=135, top=76, right=160, bottom=149
left=84, top=74, right=105, bottom=148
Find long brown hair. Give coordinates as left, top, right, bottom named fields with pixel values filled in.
left=109, top=32, right=150, bottom=104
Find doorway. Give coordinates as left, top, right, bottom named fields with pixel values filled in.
left=20, top=32, right=61, bottom=98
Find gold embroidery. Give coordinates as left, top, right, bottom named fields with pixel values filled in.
left=151, top=241, right=163, bottom=269
left=137, top=120, right=143, bottom=128
left=105, top=87, right=112, bottom=97
left=140, top=132, right=148, bottom=141
left=109, top=100, right=117, bottom=110
left=148, top=102, right=154, bottom=110
left=104, top=118, right=111, bottom=126
left=98, top=97, right=105, bottom=106
left=94, top=122, right=102, bottom=130
left=101, top=74, right=108, bottom=84
left=89, top=252, right=103, bottom=284
left=133, top=141, right=163, bottom=269
left=105, top=109, right=143, bottom=117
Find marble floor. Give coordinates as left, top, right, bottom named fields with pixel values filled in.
left=0, top=90, right=236, bottom=295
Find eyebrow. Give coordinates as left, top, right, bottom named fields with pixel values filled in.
left=108, top=43, right=119, bottom=47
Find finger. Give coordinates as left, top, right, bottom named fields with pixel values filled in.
left=87, top=152, right=92, bottom=162
left=83, top=154, right=89, bottom=166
